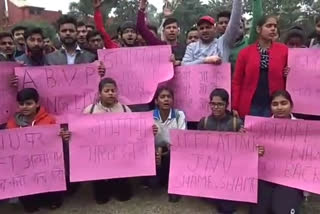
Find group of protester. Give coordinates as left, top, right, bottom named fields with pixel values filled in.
left=0, top=0, right=319, bottom=213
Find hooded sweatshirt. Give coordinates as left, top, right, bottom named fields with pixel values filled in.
left=6, top=107, right=56, bottom=129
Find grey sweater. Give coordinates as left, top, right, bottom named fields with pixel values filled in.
left=182, top=0, right=242, bottom=64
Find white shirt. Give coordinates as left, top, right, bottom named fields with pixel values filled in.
left=62, top=45, right=81, bottom=65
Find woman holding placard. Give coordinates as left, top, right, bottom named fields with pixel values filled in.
left=82, top=78, right=133, bottom=204
left=198, top=88, right=264, bottom=214
left=250, top=90, right=304, bottom=214
left=151, top=86, right=187, bottom=202
left=232, top=15, right=288, bottom=119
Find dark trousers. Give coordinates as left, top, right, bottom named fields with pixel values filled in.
left=214, top=199, right=238, bottom=214
left=93, top=178, right=133, bottom=202
left=250, top=180, right=303, bottom=214
left=19, top=192, right=62, bottom=212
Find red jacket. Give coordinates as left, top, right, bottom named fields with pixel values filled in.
left=232, top=42, right=288, bottom=118
left=94, top=10, right=119, bottom=49
left=7, top=107, right=56, bottom=129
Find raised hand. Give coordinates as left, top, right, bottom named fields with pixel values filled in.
left=93, top=0, right=103, bottom=9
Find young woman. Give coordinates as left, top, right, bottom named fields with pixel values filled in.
left=198, top=88, right=262, bottom=214
left=250, top=90, right=304, bottom=214
left=232, top=15, right=288, bottom=118
left=152, top=86, right=186, bottom=202
left=6, top=88, right=69, bottom=213
left=83, top=78, right=132, bottom=204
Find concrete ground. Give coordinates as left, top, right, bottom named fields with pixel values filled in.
left=0, top=183, right=319, bottom=214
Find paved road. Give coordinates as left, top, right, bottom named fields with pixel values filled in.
left=0, top=183, right=319, bottom=213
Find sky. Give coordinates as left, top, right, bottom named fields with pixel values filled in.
left=29, top=0, right=165, bottom=14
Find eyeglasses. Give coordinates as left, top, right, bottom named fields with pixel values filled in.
left=209, top=102, right=226, bottom=108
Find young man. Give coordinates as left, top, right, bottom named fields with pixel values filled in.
left=7, top=88, right=69, bottom=213
left=46, top=15, right=97, bottom=66
left=11, top=25, right=26, bottom=57
left=186, top=27, right=199, bottom=46
left=0, top=32, right=15, bottom=61
left=16, top=27, right=47, bottom=66
left=138, top=0, right=185, bottom=62
left=43, top=37, right=57, bottom=54
left=87, top=30, right=105, bottom=55
left=216, top=11, right=231, bottom=37
left=77, top=21, right=88, bottom=49
left=86, top=24, right=95, bottom=32
left=119, top=21, right=138, bottom=47
left=182, top=0, right=242, bottom=65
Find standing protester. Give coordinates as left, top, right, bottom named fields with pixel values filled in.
left=232, top=16, right=288, bottom=118
left=138, top=0, right=186, bottom=63
left=285, top=26, right=306, bottom=48
left=87, top=30, right=105, bottom=56
left=83, top=78, right=133, bottom=204
left=46, top=15, right=97, bottom=66
left=229, top=0, right=263, bottom=73
left=152, top=86, right=186, bottom=203
left=182, top=0, right=242, bottom=65
left=11, top=25, right=26, bottom=58
left=185, top=27, right=199, bottom=45
left=119, top=21, right=139, bottom=47
left=0, top=32, right=15, bottom=61
left=93, top=0, right=120, bottom=49
left=216, top=11, right=231, bottom=37
left=250, top=90, right=303, bottom=214
left=6, top=88, right=69, bottom=213
left=86, top=24, right=95, bottom=32
left=309, top=16, right=320, bottom=48
left=76, top=21, right=89, bottom=50
left=16, top=28, right=47, bottom=66
left=43, top=36, right=57, bottom=54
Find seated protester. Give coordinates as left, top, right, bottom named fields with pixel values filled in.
left=285, top=26, right=307, bottom=48
left=93, top=0, right=120, bottom=49
left=182, top=0, right=242, bottom=65
left=198, top=88, right=264, bottom=214
left=250, top=90, right=303, bottom=214
left=83, top=78, right=133, bottom=204
left=11, top=25, right=26, bottom=58
left=0, top=32, right=15, bottom=61
left=309, top=16, right=320, bottom=48
left=138, top=0, right=186, bottom=63
left=77, top=21, right=88, bottom=50
left=6, top=88, right=69, bottom=213
left=43, top=36, right=57, bottom=55
left=87, top=30, right=105, bottom=57
left=186, top=26, right=199, bottom=45
left=119, top=21, right=139, bottom=47
left=152, top=86, right=186, bottom=203
left=16, top=27, right=47, bottom=66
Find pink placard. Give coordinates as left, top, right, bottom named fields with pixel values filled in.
left=245, top=116, right=320, bottom=194
left=168, top=129, right=258, bottom=203
left=69, top=112, right=156, bottom=182
left=0, top=125, right=66, bottom=200
left=98, top=46, right=174, bottom=105
left=15, top=63, right=100, bottom=117
left=287, top=49, right=320, bottom=115
left=169, top=64, right=231, bottom=121
left=0, top=62, right=20, bottom=124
